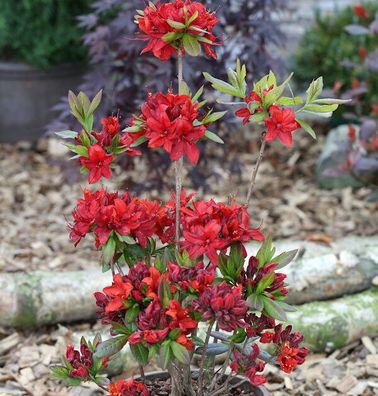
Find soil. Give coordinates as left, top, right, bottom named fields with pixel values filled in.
left=145, top=377, right=259, bottom=396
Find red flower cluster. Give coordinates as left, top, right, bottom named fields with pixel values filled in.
left=235, top=88, right=300, bottom=148
left=180, top=198, right=264, bottom=263
left=192, top=282, right=247, bottom=331
left=130, top=92, right=206, bottom=164
left=69, top=188, right=168, bottom=248
left=65, top=343, right=93, bottom=379
left=265, top=106, right=300, bottom=148
left=260, top=324, right=309, bottom=373
left=95, top=263, right=198, bottom=350
left=168, top=261, right=215, bottom=293
left=136, top=0, right=218, bottom=61
left=242, top=256, right=288, bottom=300
left=235, top=88, right=271, bottom=125
left=108, top=378, right=149, bottom=396
left=231, top=344, right=266, bottom=386
left=77, top=116, right=141, bottom=184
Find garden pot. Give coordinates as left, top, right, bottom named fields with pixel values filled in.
left=0, top=62, right=85, bottom=143
left=136, top=370, right=270, bottom=396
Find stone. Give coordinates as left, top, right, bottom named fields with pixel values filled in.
left=336, top=375, right=359, bottom=393
left=362, top=337, right=377, bottom=355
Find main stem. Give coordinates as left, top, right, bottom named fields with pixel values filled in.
left=175, top=51, right=184, bottom=246
left=245, top=131, right=266, bottom=205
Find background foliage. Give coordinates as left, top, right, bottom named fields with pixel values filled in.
left=0, top=0, right=91, bottom=69
left=294, top=2, right=378, bottom=121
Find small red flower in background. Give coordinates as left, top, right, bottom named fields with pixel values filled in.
left=353, top=4, right=369, bottom=19
left=108, top=378, right=149, bottom=396
left=136, top=0, right=219, bottom=61
left=80, top=144, right=113, bottom=184
left=130, top=92, right=206, bottom=164
left=166, top=300, right=198, bottom=333
left=265, top=106, right=300, bottom=148
left=371, top=104, right=378, bottom=115
left=348, top=125, right=357, bottom=142
left=277, top=343, right=301, bottom=373
left=359, top=47, right=368, bottom=60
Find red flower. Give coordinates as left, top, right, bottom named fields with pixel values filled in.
left=193, top=282, right=247, bottom=331
left=80, top=144, right=113, bottom=184
left=353, top=4, right=369, bottom=19
left=65, top=343, right=94, bottom=380
left=176, top=334, right=194, bottom=350
left=133, top=92, right=206, bottom=164
left=277, top=343, right=300, bottom=373
left=259, top=332, right=275, bottom=343
left=143, top=329, right=170, bottom=344
left=166, top=300, right=198, bottom=333
left=136, top=1, right=219, bottom=61
left=359, top=47, right=368, bottom=60
left=103, top=274, right=133, bottom=313
left=108, top=378, right=149, bottom=396
left=235, top=87, right=272, bottom=125
left=231, top=345, right=266, bottom=386
left=101, top=115, right=120, bottom=136
left=265, top=106, right=299, bottom=147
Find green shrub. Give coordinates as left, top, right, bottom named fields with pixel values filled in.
left=294, top=2, right=378, bottom=120
left=0, top=0, right=91, bottom=69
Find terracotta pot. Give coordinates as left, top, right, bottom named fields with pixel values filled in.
left=136, top=370, right=270, bottom=396
left=0, top=62, right=85, bottom=143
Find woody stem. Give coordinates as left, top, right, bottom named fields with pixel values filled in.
left=245, top=131, right=266, bottom=205
left=175, top=50, right=184, bottom=246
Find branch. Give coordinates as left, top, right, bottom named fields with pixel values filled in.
left=245, top=132, right=267, bottom=205
left=197, top=321, right=215, bottom=394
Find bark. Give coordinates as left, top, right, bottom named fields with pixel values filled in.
left=0, top=270, right=111, bottom=329
left=247, top=236, right=378, bottom=304
left=287, top=288, right=378, bottom=352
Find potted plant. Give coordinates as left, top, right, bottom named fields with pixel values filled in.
left=51, top=1, right=346, bottom=394
left=0, top=0, right=90, bottom=142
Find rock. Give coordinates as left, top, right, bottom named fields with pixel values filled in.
left=362, top=336, right=377, bottom=355
left=367, top=355, right=378, bottom=367
left=316, top=125, right=364, bottom=189
left=347, top=381, right=368, bottom=395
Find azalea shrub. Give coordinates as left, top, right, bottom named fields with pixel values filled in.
left=52, top=1, right=345, bottom=395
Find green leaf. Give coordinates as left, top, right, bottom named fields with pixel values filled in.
left=256, top=235, right=275, bottom=268
left=306, top=77, right=323, bottom=103
left=117, top=234, right=136, bottom=244
left=158, top=278, right=172, bottom=308
left=246, top=293, right=264, bottom=312
left=171, top=341, right=191, bottom=364
left=204, top=130, right=224, bottom=144
left=273, top=249, right=298, bottom=269
left=162, top=32, right=182, bottom=42
left=256, top=272, right=275, bottom=294
left=277, top=96, right=303, bottom=106
left=202, top=111, right=227, bottom=124
left=67, top=377, right=82, bottom=386
left=131, top=136, right=147, bottom=147
left=167, top=19, right=186, bottom=29
left=51, top=366, right=69, bottom=380
left=65, top=144, right=88, bottom=157
left=250, top=112, right=268, bottom=124
left=192, top=86, right=204, bottom=103
left=262, top=297, right=288, bottom=322
left=88, top=90, right=103, bottom=115
left=93, top=335, right=128, bottom=359
left=303, top=104, right=338, bottom=113
left=179, top=81, right=191, bottom=96
left=102, top=236, right=116, bottom=264
left=159, top=340, right=172, bottom=369
left=183, top=34, right=201, bottom=56
left=187, top=10, right=199, bottom=25
left=78, top=92, right=91, bottom=116
left=55, top=130, right=78, bottom=139
left=203, top=72, right=242, bottom=98
left=313, top=98, right=351, bottom=105
left=302, top=110, right=333, bottom=118
left=267, top=70, right=277, bottom=86
left=83, top=115, right=94, bottom=134
left=296, top=118, right=317, bottom=139
left=79, top=131, right=91, bottom=147
left=130, top=343, right=149, bottom=365
left=125, top=304, right=140, bottom=323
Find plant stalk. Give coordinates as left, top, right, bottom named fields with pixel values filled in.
left=175, top=50, right=184, bottom=246
left=197, top=321, right=215, bottom=395
left=245, top=132, right=267, bottom=205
